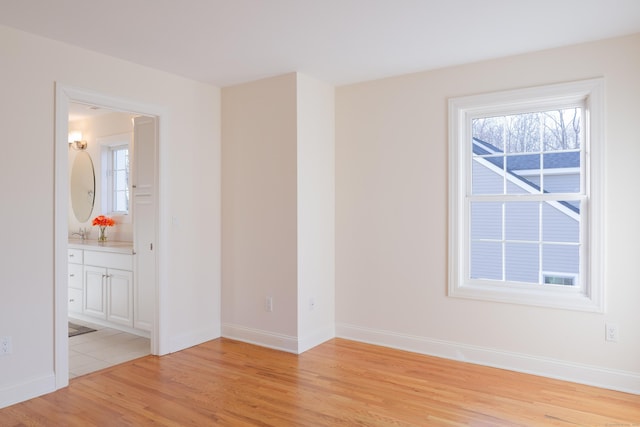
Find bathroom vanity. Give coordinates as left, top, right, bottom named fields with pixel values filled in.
left=68, top=239, right=150, bottom=337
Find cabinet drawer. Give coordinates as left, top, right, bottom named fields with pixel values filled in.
left=67, top=248, right=83, bottom=264
left=68, top=263, right=83, bottom=289
left=84, top=250, right=133, bottom=271
left=68, top=288, right=83, bottom=313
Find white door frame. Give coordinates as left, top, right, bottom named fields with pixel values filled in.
left=54, top=84, right=168, bottom=389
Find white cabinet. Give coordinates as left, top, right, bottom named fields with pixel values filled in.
left=67, top=248, right=83, bottom=265
left=106, top=268, right=134, bottom=327
left=84, top=265, right=107, bottom=318
left=68, top=249, right=83, bottom=314
left=68, top=244, right=139, bottom=332
left=82, top=251, right=134, bottom=328
left=83, top=265, right=134, bottom=327
left=69, top=287, right=84, bottom=315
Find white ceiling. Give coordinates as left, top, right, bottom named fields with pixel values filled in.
left=2, top=0, right=640, bottom=87
left=68, top=102, right=115, bottom=122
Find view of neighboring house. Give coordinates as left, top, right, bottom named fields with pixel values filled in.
left=470, top=134, right=581, bottom=286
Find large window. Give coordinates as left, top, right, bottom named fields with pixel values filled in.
left=448, top=79, right=604, bottom=311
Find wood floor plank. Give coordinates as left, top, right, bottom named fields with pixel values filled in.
left=1, top=338, right=639, bottom=426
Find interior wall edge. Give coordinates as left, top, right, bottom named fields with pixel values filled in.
left=166, top=326, right=221, bottom=355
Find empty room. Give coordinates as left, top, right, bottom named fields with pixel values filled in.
left=1, top=1, right=639, bottom=425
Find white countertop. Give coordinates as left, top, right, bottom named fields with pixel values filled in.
left=68, top=238, right=134, bottom=254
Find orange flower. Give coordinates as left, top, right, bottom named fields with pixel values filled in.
left=92, top=215, right=115, bottom=227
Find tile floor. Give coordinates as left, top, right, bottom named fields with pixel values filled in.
left=68, top=319, right=151, bottom=379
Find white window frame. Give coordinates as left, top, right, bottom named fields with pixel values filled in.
left=448, top=79, right=604, bottom=312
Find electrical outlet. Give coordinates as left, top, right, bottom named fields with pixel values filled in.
left=265, top=296, right=273, bottom=312
left=0, top=336, right=12, bottom=355
left=605, top=323, right=619, bottom=342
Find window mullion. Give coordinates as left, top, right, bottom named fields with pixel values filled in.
left=538, top=201, right=543, bottom=285
left=501, top=201, right=506, bottom=281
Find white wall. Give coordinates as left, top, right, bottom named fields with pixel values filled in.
left=221, top=73, right=300, bottom=348
left=221, top=73, right=336, bottom=353
left=296, top=74, right=335, bottom=352
left=335, top=33, right=640, bottom=393
left=0, top=25, right=221, bottom=407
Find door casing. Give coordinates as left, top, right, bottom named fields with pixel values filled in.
left=54, top=84, right=167, bottom=389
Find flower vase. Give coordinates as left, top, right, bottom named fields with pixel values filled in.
left=98, top=226, right=107, bottom=242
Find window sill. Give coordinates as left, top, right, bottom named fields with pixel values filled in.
left=448, top=281, right=604, bottom=312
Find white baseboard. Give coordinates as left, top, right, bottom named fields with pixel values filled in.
left=0, top=373, right=56, bottom=409
left=222, top=323, right=335, bottom=354
left=168, top=326, right=221, bottom=354
left=297, top=325, right=335, bottom=353
left=222, top=323, right=299, bottom=354
left=336, top=323, right=640, bottom=395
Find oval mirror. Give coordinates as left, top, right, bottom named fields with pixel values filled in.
left=70, top=151, right=95, bottom=223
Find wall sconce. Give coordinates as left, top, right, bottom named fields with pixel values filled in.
left=68, top=131, right=87, bottom=150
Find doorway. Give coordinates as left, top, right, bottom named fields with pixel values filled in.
left=67, top=103, right=153, bottom=377
left=54, top=84, right=164, bottom=389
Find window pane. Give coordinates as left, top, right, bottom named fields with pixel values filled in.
left=470, top=241, right=502, bottom=280
left=110, top=145, right=129, bottom=214
left=505, top=201, right=539, bottom=241
left=506, top=154, right=541, bottom=195
left=542, top=201, right=580, bottom=243
left=505, top=112, right=540, bottom=153
left=472, top=157, right=503, bottom=195
left=471, top=202, right=502, bottom=240
left=474, top=109, right=582, bottom=154
left=472, top=108, right=582, bottom=196
left=114, top=148, right=128, bottom=169
left=506, top=153, right=540, bottom=172
left=115, top=191, right=128, bottom=212
left=541, top=152, right=581, bottom=193
left=115, top=170, right=128, bottom=189
left=505, top=242, right=539, bottom=283
left=472, top=117, right=504, bottom=149
left=542, top=244, right=579, bottom=279
left=542, top=108, right=582, bottom=151
left=473, top=113, right=541, bottom=153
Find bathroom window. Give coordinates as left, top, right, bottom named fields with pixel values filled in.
left=108, top=144, right=130, bottom=214
left=99, top=133, right=132, bottom=217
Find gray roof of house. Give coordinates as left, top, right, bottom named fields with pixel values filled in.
left=472, top=138, right=580, bottom=171
left=472, top=138, right=580, bottom=214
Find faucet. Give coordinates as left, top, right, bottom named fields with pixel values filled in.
left=71, top=227, right=89, bottom=240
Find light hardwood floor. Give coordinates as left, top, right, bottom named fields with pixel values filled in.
left=3, top=338, right=639, bottom=426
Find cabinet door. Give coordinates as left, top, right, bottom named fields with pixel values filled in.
left=68, top=288, right=83, bottom=314
left=133, top=115, right=157, bottom=332
left=84, top=266, right=106, bottom=318
left=68, top=263, right=83, bottom=290
left=107, top=268, right=134, bottom=327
